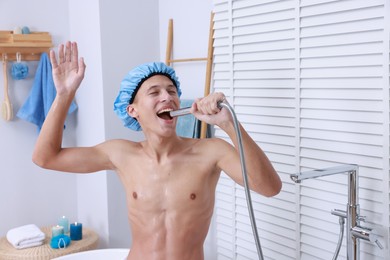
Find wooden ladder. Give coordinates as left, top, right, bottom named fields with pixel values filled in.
left=165, top=12, right=215, bottom=139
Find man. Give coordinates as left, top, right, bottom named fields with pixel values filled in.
left=33, top=41, right=282, bottom=260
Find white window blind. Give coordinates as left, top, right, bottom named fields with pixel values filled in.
left=212, top=0, right=390, bottom=259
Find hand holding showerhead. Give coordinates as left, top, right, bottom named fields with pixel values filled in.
left=169, top=99, right=225, bottom=118
left=170, top=97, right=232, bottom=132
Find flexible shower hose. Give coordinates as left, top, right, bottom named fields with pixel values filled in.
left=219, top=101, right=264, bottom=260
left=170, top=101, right=265, bottom=259
left=332, top=216, right=345, bottom=260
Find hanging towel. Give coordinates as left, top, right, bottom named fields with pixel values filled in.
left=6, top=224, right=45, bottom=249
left=17, top=53, right=77, bottom=132
left=176, top=99, right=202, bottom=138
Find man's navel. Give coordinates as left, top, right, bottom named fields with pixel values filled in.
left=190, top=193, right=196, bottom=200
left=133, top=191, right=138, bottom=199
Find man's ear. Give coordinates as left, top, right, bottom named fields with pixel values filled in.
left=127, top=104, right=138, bottom=119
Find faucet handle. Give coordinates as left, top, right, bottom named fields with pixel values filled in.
left=373, top=237, right=384, bottom=250
left=357, top=215, right=366, bottom=222
left=331, top=209, right=346, bottom=218
left=351, top=226, right=384, bottom=250
left=369, top=229, right=384, bottom=249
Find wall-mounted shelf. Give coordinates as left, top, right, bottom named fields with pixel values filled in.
left=0, top=31, right=52, bottom=61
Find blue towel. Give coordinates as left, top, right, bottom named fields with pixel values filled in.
left=176, top=99, right=204, bottom=138
left=17, top=53, right=77, bottom=132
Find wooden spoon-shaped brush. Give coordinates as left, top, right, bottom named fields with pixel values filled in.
left=2, top=55, right=13, bottom=121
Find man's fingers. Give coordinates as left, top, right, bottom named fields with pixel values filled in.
left=58, top=44, right=64, bottom=63
left=78, top=57, right=86, bottom=78
left=65, top=41, right=71, bottom=62
left=195, top=93, right=225, bottom=115
left=49, top=50, right=58, bottom=69
left=71, top=42, right=78, bottom=63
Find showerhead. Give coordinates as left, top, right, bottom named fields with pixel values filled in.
left=169, top=107, right=192, bottom=117
left=169, top=100, right=225, bottom=118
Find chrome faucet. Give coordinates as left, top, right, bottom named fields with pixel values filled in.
left=290, top=164, right=382, bottom=260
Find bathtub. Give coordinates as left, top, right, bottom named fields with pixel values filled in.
left=53, top=248, right=129, bottom=260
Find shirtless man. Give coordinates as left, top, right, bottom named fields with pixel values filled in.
left=33, top=41, right=282, bottom=260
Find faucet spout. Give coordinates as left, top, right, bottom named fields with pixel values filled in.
left=290, top=164, right=358, bottom=183
left=291, top=164, right=362, bottom=259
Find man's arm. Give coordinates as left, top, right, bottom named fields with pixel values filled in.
left=192, top=92, right=282, bottom=197
left=219, top=121, right=282, bottom=197
left=32, top=42, right=113, bottom=173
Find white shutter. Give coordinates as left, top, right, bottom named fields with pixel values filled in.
left=299, top=1, right=388, bottom=259
left=214, top=1, right=236, bottom=259
left=214, top=0, right=298, bottom=259
left=212, top=0, right=390, bottom=259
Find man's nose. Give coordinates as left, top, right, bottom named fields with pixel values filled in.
left=160, top=90, right=173, bottom=102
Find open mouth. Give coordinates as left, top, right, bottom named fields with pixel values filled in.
left=157, top=108, right=173, bottom=120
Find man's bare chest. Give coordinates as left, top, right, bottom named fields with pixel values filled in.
left=119, top=157, right=220, bottom=210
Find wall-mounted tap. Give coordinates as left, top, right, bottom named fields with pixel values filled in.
left=290, top=164, right=382, bottom=260
left=290, top=164, right=358, bottom=183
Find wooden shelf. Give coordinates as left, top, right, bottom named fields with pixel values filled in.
left=0, top=31, right=52, bottom=61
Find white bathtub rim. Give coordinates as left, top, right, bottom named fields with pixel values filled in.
left=52, top=248, right=130, bottom=259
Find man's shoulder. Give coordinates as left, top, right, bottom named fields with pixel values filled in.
left=101, top=138, right=141, bottom=151
left=105, top=138, right=138, bottom=144
left=181, top=137, right=230, bottom=150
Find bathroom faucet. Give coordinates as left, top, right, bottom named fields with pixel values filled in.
left=290, top=164, right=382, bottom=260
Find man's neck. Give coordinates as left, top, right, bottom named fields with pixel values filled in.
left=141, top=133, right=182, bottom=162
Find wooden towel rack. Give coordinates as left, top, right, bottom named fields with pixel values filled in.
left=165, top=12, right=215, bottom=139
left=0, top=31, right=52, bottom=61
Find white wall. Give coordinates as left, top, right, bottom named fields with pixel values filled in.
left=0, top=0, right=78, bottom=236
left=159, top=0, right=214, bottom=100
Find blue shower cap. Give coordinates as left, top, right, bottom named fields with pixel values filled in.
left=113, top=62, right=181, bottom=131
